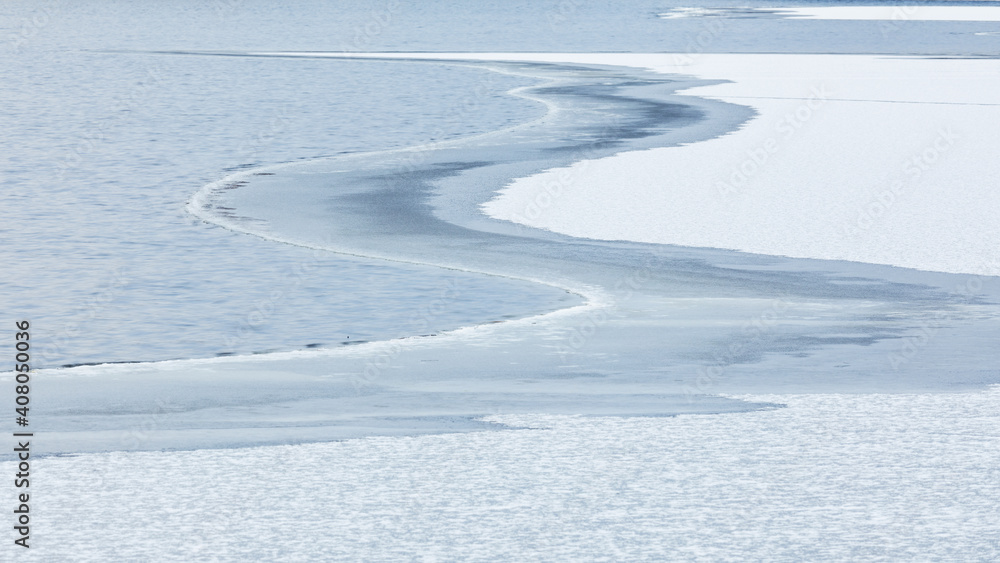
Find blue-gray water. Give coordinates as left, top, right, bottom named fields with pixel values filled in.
left=2, top=0, right=999, bottom=371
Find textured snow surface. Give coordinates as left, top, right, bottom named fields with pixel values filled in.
left=480, top=54, right=1000, bottom=276
left=11, top=387, right=1000, bottom=561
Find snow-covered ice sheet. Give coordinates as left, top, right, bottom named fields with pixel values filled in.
left=476, top=53, right=1000, bottom=276
left=9, top=386, right=999, bottom=560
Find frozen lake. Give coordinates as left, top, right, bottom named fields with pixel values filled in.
left=3, top=0, right=1000, bottom=559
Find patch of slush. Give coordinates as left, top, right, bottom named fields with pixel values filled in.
left=8, top=387, right=999, bottom=560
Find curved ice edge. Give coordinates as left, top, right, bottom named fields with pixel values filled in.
left=181, top=169, right=609, bottom=376
left=179, top=51, right=993, bottom=372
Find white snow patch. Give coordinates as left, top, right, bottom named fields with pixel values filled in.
left=479, top=54, right=1000, bottom=276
